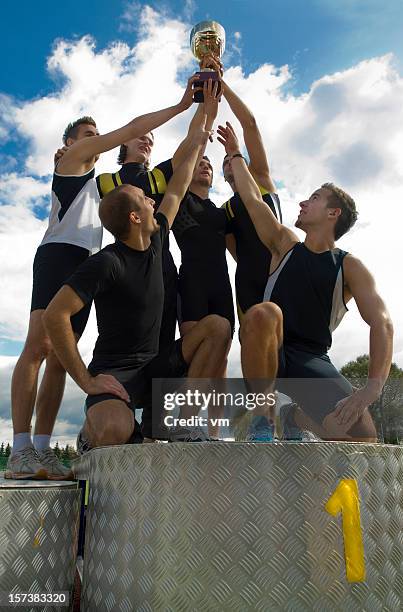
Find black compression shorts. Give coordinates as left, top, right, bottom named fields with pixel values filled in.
left=177, top=266, right=235, bottom=335
left=31, top=242, right=91, bottom=336
left=85, top=338, right=188, bottom=438
left=276, top=344, right=353, bottom=424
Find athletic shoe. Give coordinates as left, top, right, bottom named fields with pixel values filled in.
left=76, top=428, right=92, bottom=455
left=4, top=446, right=48, bottom=480
left=280, top=402, right=303, bottom=441
left=301, top=430, right=323, bottom=442
left=168, top=426, right=211, bottom=442
left=246, top=416, right=275, bottom=442
left=37, top=448, right=74, bottom=480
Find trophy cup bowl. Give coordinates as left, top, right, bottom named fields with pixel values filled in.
left=190, top=21, right=226, bottom=102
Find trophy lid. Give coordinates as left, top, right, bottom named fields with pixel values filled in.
left=190, top=21, right=226, bottom=61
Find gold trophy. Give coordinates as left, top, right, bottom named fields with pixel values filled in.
left=190, top=21, right=225, bottom=102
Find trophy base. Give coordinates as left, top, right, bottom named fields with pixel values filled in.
left=193, top=70, right=221, bottom=103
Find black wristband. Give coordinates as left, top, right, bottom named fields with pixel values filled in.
left=231, top=153, right=245, bottom=161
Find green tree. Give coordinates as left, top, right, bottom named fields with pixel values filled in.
left=61, top=444, right=70, bottom=461
left=341, top=355, right=403, bottom=444
left=5, top=443, right=11, bottom=457
left=341, top=354, right=403, bottom=380
left=53, top=441, right=61, bottom=458
left=0, top=442, right=4, bottom=457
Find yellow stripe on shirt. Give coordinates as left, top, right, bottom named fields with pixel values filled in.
left=147, top=171, right=156, bottom=195
left=98, top=173, right=116, bottom=197
left=151, top=168, right=167, bottom=194
left=258, top=184, right=269, bottom=196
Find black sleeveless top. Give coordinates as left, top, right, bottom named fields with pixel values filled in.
left=264, top=242, right=348, bottom=354
left=172, top=192, right=229, bottom=270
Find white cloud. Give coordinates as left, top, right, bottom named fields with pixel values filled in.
left=1, top=6, right=402, bottom=443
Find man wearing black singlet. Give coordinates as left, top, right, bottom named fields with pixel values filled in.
left=217, top=122, right=394, bottom=442
left=220, top=79, right=282, bottom=322
left=173, top=155, right=235, bottom=337
left=172, top=81, right=234, bottom=339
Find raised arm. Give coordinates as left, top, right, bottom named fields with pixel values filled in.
left=223, top=80, right=275, bottom=193
left=333, top=256, right=394, bottom=429
left=43, top=286, right=129, bottom=400
left=217, top=121, right=296, bottom=254
left=172, top=79, right=219, bottom=169
left=159, top=104, right=210, bottom=226
left=58, top=75, right=199, bottom=174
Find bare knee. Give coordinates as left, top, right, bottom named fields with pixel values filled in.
left=322, top=410, right=377, bottom=441
left=87, top=409, right=134, bottom=447
left=348, top=410, right=378, bottom=441
left=201, top=315, right=231, bottom=342
left=241, top=302, right=282, bottom=341
left=23, top=335, right=52, bottom=363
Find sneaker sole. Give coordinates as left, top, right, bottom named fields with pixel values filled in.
left=168, top=439, right=211, bottom=443
left=46, top=471, right=75, bottom=481
left=4, top=468, right=49, bottom=480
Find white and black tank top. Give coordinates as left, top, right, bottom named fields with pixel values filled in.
left=40, top=167, right=102, bottom=254
left=264, top=242, right=348, bottom=354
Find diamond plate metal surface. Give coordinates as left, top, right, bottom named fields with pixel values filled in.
left=0, top=480, right=81, bottom=612
left=75, top=443, right=403, bottom=612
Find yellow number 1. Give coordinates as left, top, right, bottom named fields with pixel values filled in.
left=325, top=479, right=366, bottom=582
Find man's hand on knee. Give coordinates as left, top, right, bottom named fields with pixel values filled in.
left=333, top=388, right=376, bottom=431
left=86, top=374, right=130, bottom=402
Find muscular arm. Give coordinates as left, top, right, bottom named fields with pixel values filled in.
left=43, top=286, right=129, bottom=400
left=159, top=120, right=210, bottom=227
left=333, top=256, right=394, bottom=428
left=172, top=105, right=205, bottom=170
left=172, top=79, right=219, bottom=170
left=217, top=122, right=296, bottom=255
left=59, top=76, right=198, bottom=175
left=344, top=256, right=393, bottom=391
left=232, top=156, right=288, bottom=253
left=223, top=81, right=276, bottom=193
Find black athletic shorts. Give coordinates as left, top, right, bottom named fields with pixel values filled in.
left=178, top=265, right=235, bottom=335
left=85, top=338, right=188, bottom=438
left=276, top=344, right=353, bottom=424
left=31, top=242, right=91, bottom=336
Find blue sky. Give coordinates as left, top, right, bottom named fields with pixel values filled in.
left=2, top=0, right=402, bottom=187
left=2, top=0, right=403, bottom=100
left=1, top=0, right=402, bottom=443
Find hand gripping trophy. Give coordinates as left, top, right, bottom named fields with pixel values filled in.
left=190, top=21, right=226, bottom=102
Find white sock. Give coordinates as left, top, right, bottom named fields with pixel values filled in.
left=12, top=432, right=33, bottom=454
left=33, top=434, right=51, bottom=452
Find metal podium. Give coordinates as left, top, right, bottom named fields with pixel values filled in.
left=74, top=442, right=403, bottom=611
left=0, top=478, right=81, bottom=611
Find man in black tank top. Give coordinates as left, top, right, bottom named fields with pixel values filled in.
left=220, top=78, right=282, bottom=322
left=173, top=155, right=235, bottom=337
left=217, top=122, right=394, bottom=442
left=171, top=80, right=234, bottom=338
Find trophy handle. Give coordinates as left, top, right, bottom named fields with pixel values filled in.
left=192, top=71, right=221, bottom=103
